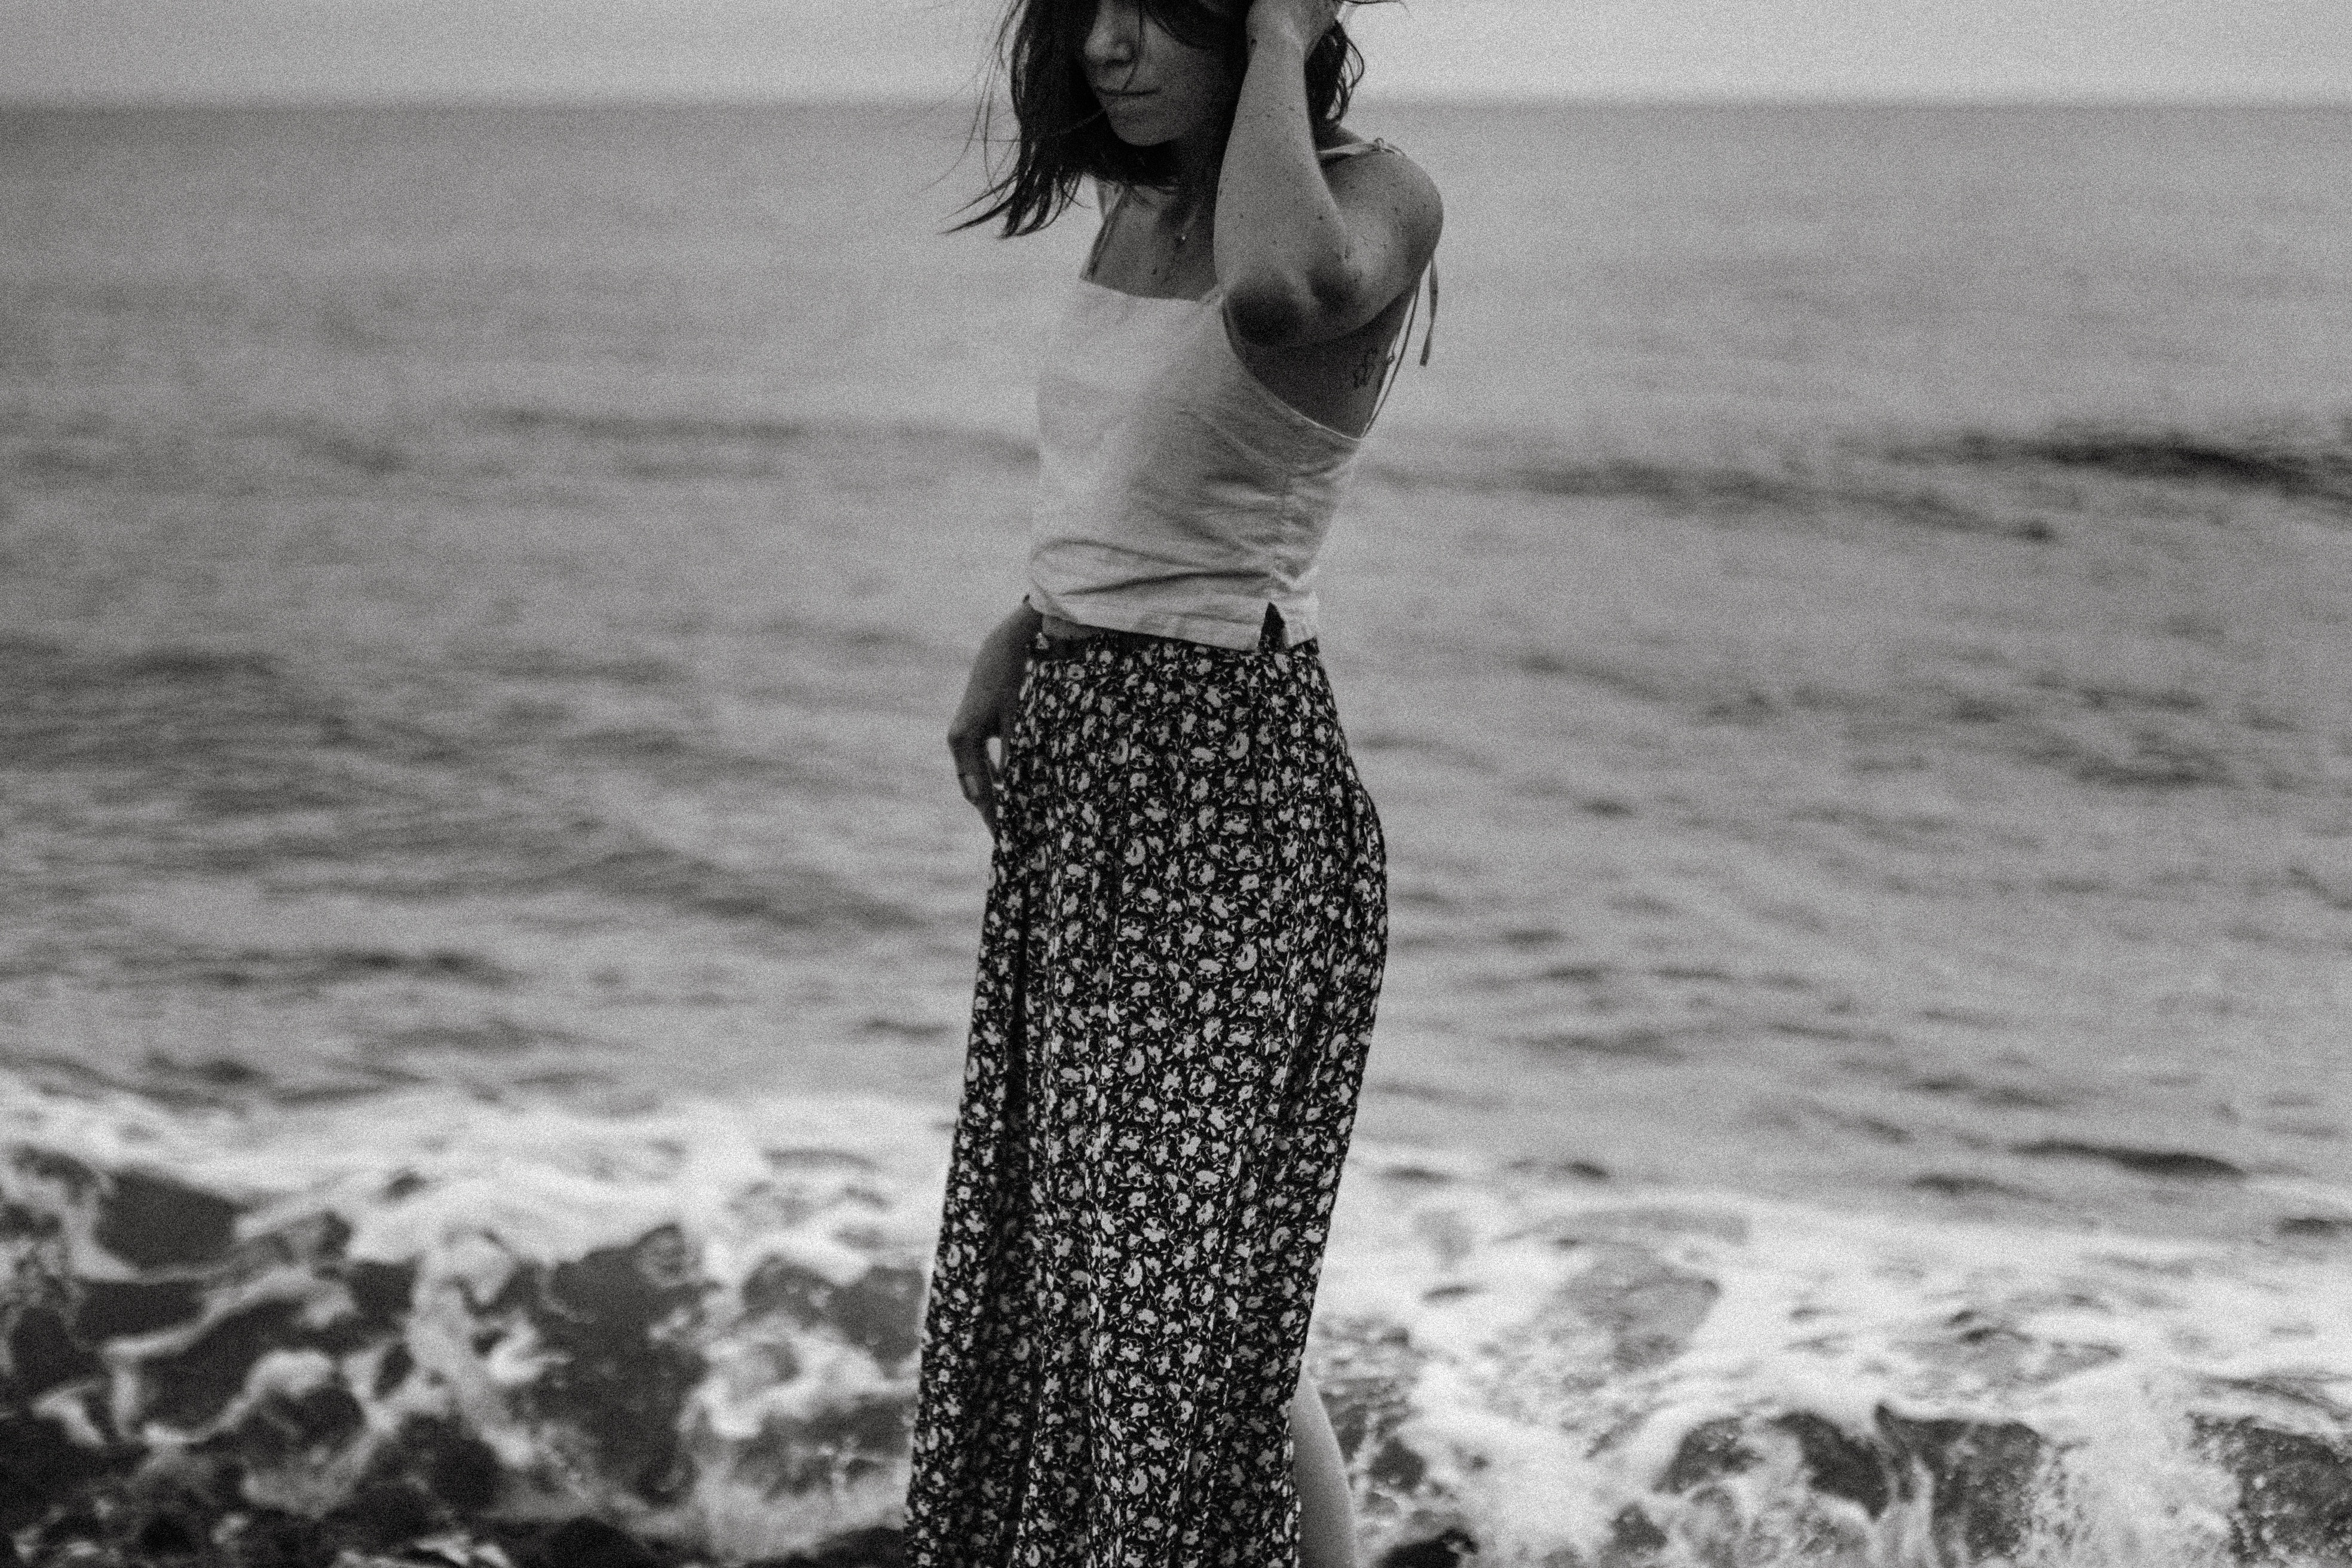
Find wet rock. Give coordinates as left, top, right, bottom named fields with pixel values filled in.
left=746, top=1524, right=908, bottom=1568
left=74, top=1279, right=205, bottom=1342
left=519, top=1517, right=663, bottom=1568
left=733, top=1394, right=910, bottom=1495
left=1364, top=1435, right=1428, bottom=1492
left=131, top=1510, right=204, bottom=1558
left=93, top=1168, right=240, bottom=1269
left=372, top=1340, right=415, bottom=1398
left=234, top=1211, right=353, bottom=1278
left=1875, top=1406, right=2045, bottom=1565
left=2196, top=1417, right=2352, bottom=1563
left=1658, top=1408, right=2020, bottom=1558
left=320, top=1480, right=439, bottom=1554
left=342, top=1260, right=419, bottom=1327
left=211, top=1508, right=336, bottom=1568
left=1770, top=1411, right=1889, bottom=1518
left=740, top=1259, right=925, bottom=1370
left=143, top=1297, right=314, bottom=1431
left=0, top=1412, right=125, bottom=1532
left=6, top=1306, right=100, bottom=1400
left=1659, top=1415, right=1759, bottom=1493
left=1375, top=1527, right=1477, bottom=1567
left=1607, top=1504, right=1668, bottom=1554
left=226, top=1383, right=366, bottom=1471
left=521, top=1227, right=706, bottom=1506
left=363, top=1414, right=504, bottom=1515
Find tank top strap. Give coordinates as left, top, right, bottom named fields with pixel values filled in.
left=1313, top=139, right=1437, bottom=370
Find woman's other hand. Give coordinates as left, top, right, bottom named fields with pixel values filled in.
left=947, top=602, right=1043, bottom=835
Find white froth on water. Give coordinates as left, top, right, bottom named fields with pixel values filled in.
left=1319, top=1145, right=2352, bottom=1560
left=6, top=1077, right=2347, bottom=1563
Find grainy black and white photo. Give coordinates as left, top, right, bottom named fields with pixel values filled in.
left=2, top=1, right=2350, bottom=1564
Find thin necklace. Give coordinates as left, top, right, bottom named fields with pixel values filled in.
left=1164, top=188, right=1208, bottom=251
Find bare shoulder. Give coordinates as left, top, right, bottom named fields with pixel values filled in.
left=1324, top=136, right=1444, bottom=263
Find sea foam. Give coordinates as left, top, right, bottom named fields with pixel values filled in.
left=5, top=1076, right=2349, bottom=1565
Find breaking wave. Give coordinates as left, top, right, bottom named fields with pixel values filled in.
left=2, top=1080, right=2347, bottom=1566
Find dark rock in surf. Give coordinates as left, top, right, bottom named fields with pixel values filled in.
left=132, top=1509, right=205, bottom=1558
left=321, top=1479, right=440, bottom=1554
left=1608, top=1504, right=1670, bottom=1554
left=2197, top=1417, right=2352, bottom=1563
left=222, top=1383, right=366, bottom=1473
left=1657, top=1408, right=2026, bottom=1560
left=519, top=1225, right=708, bottom=1506
left=732, top=1392, right=909, bottom=1495
left=1875, top=1407, right=2046, bottom=1564
left=1660, top=1414, right=1759, bottom=1493
left=144, top=1298, right=317, bottom=1431
left=742, top=1258, right=926, bottom=1370
left=93, top=1168, right=241, bottom=1268
left=0, top=1412, right=127, bottom=1532
left=206, top=1506, right=335, bottom=1568
left=1374, top=1527, right=1477, bottom=1568
left=745, top=1523, right=910, bottom=1567
left=74, top=1278, right=205, bottom=1342
left=521, top=1516, right=666, bottom=1568
left=5, top=1307, right=100, bottom=1401
left=1772, top=1410, right=1891, bottom=1517
left=342, top=1258, right=419, bottom=1327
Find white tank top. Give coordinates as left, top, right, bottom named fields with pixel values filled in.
left=1025, top=143, right=1425, bottom=651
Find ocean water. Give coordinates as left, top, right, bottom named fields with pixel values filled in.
left=4, top=100, right=2352, bottom=1564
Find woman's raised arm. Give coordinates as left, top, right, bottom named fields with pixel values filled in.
left=1213, top=0, right=1441, bottom=348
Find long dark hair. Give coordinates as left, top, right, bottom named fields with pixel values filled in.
left=960, top=0, right=1365, bottom=238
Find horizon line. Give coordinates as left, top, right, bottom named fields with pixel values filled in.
left=5, top=88, right=2350, bottom=115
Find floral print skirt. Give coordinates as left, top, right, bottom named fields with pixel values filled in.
left=904, top=627, right=1388, bottom=1568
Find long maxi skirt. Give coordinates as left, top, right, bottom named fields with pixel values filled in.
left=903, top=625, right=1388, bottom=1568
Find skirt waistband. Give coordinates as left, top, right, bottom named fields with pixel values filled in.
left=1033, top=604, right=1304, bottom=659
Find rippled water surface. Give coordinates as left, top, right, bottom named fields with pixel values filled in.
left=4, top=101, right=2352, bottom=1562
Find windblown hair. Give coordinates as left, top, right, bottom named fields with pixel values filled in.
left=960, top=0, right=1365, bottom=237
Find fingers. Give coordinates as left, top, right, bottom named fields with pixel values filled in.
left=948, top=727, right=1000, bottom=835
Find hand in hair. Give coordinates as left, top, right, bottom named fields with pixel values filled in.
left=1242, top=0, right=1342, bottom=53
left=1215, top=5, right=1440, bottom=351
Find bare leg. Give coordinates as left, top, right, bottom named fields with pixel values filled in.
left=1291, top=1372, right=1359, bottom=1568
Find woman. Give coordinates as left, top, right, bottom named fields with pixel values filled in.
left=906, top=0, right=1440, bottom=1560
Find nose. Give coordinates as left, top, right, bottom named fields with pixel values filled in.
left=1083, top=0, right=1140, bottom=76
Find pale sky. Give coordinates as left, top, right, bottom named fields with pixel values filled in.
left=3, top=0, right=2348, bottom=105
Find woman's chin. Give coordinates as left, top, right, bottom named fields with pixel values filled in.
left=1104, top=120, right=1173, bottom=148
left=1098, top=99, right=1182, bottom=148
